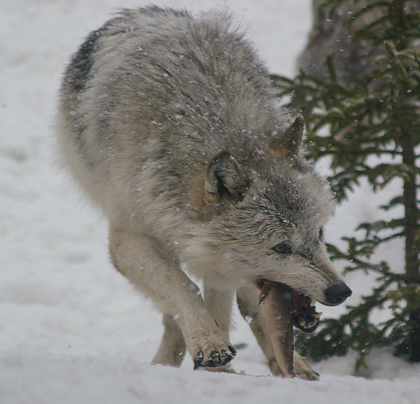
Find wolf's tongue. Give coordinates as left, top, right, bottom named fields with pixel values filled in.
left=260, top=281, right=295, bottom=378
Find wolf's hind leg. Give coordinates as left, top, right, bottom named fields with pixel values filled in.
left=236, top=285, right=275, bottom=370
left=236, top=284, right=319, bottom=380
left=109, top=227, right=236, bottom=369
left=151, top=313, right=186, bottom=366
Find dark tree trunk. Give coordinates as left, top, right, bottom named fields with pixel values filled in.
left=401, top=120, right=420, bottom=362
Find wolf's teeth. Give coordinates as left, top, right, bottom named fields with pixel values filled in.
left=310, top=299, right=316, bottom=306
left=312, top=312, right=323, bottom=319
left=298, top=317, right=306, bottom=328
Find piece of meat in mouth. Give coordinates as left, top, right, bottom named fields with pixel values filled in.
left=257, top=280, right=323, bottom=379
left=258, top=280, right=323, bottom=333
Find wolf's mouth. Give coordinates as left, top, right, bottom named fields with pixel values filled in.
left=257, top=280, right=322, bottom=333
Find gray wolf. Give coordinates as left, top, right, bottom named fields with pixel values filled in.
left=56, top=6, right=351, bottom=379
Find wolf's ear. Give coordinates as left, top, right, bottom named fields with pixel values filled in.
left=204, top=150, right=250, bottom=202
left=269, top=116, right=304, bottom=158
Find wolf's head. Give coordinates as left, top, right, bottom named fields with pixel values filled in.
left=199, top=117, right=351, bottom=311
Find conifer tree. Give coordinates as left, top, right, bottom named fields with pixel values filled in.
left=271, top=0, right=420, bottom=373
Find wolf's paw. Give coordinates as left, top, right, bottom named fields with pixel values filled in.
left=193, top=345, right=236, bottom=369
left=294, top=354, right=319, bottom=381
left=269, top=352, right=320, bottom=381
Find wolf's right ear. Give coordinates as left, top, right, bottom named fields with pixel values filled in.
left=204, top=151, right=250, bottom=203
left=269, top=116, right=304, bottom=159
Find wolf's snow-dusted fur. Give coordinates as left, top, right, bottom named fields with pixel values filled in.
left=56, top=6, right=351, bottom=378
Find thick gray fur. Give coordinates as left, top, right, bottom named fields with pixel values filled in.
left=56, top=6, right=350, bottom=377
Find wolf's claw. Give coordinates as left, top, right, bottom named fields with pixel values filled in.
left=193, top=351, right=204, bottom=370
left=227, top=345, right=237, bottom=358
left=193, top=346, right=236, bottom=369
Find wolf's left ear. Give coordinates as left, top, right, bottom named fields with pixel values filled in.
left=204, top=150, right=250, bottom=202
left=269, top=116, right=304, bottom=159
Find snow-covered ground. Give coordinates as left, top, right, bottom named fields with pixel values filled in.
left=1, top=0, right=419, bottom=402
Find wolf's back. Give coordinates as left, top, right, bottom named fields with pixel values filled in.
left=56, top=7, right=283, bottom=216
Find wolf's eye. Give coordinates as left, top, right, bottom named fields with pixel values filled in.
left=319, top=227, right=324, bottom=240
left=272, top=243, right=292, bottom=254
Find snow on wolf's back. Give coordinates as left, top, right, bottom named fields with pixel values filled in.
left=56, top=6, right=287, bottom=212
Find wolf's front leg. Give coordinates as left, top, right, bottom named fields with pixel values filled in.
left=109, top=227, right=236, bottom=369
left=203, top=284, right=234, bottom=340
left=201, top=284, right=237, bottom=373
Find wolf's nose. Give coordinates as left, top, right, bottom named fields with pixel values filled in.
left=325, top=283, right=352, bottom=305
